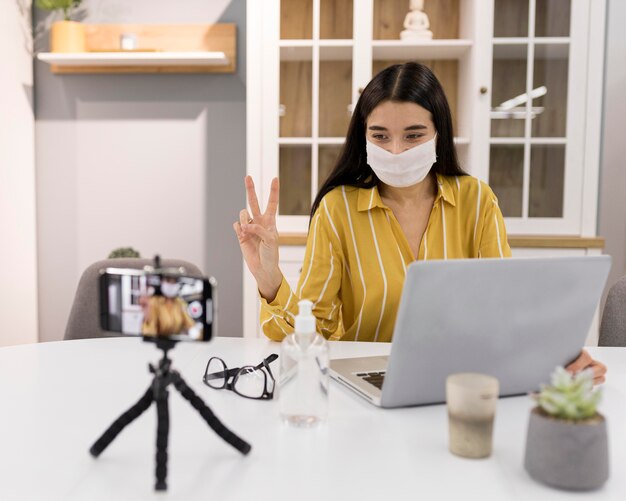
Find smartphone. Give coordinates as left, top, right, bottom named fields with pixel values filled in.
left=99, top=268, right=216, bottom=341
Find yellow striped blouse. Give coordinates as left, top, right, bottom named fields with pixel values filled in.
left=260, top=173, right=512, bottom=342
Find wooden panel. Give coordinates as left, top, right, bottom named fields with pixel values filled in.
left=279, top=146, right=312, bottom=215
left=279, top=233, right=605, bottom=249
left=372, top=59, right=458, bottom=134
left=493, top=0, right=529, bottom=37
left=529, top=145, right=565, bottom=217
left=281, top=0, right=313, bottom=39
left=508, top=236, right=604, bottom=249
left=535, top=0, right=570, bottom=37
left=490, top=57, right=527, bottom=137
left=532, top=55, right=568, bottom=137
left=280, top=61, right=312, bottom=137
left=319, top=145, right=343, bottom=185
left=319, top=60, right=352, bottom=137
left=373, top=0, right=459, bottom=40
left=320, top=0, right=353, bottom=39
left=489, top=145, right=524, bottom=217
left=51, top=24, right=236, bottom=74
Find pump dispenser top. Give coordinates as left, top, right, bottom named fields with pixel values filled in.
left=295, top=299, right=316, bottom=335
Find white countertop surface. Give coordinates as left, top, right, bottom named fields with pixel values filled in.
left=1, top=337, right=624, bottom=500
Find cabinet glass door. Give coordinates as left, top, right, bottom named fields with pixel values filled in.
left=489, top=0, right=577, bottom=233
left=277, top=0, right=354, bottom=221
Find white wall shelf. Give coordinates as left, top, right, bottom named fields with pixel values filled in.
left=37, top=51, right=229, bottom=67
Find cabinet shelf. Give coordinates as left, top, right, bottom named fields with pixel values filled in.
left=372, top=40, right=472, bottom=60
left=279, top=40, right=472, bottom=61
left=280, top=45, right=353, bottom=61
left=278, top=40, right=354, bottom=47
left=490, top=137, right=567, bottom=145
left=277, top=137, right=470, bottom=145
left=493, top=37, right=571, bottom=44
left=278, top=137, right=345, bottom=145
left=493, top=44, right=569, bottom=60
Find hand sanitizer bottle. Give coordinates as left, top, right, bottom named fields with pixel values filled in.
left=279, top=299, right=329, bottom=426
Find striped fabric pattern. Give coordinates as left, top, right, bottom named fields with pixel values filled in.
left=260, top=173, right=512, bottom=342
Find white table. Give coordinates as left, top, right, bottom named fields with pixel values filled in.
left=0, top=338, right=624, bottom=501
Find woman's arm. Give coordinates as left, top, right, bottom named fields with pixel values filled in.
left=260, top=203, right=343, bottom=341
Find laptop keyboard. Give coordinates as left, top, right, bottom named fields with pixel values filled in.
left=356, top=371, right=386, bottom=390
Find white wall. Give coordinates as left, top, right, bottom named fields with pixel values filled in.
left=0, top=0, right=38, bottom=346
left=598, top=0, right=626, bottom=297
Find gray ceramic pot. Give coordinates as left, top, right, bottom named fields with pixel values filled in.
left=524, top=407, right=609, bottom=491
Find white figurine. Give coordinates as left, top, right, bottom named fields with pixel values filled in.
left=400, top=0, right=433, bottom=40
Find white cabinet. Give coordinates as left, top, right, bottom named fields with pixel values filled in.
left=245, top=0, right=607, bottom=338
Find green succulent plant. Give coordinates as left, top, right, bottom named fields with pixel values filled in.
left=108, top=247, right=141, bottom=259
left=534, top=366, right=601, bottom=421
left=35, top=0, right=83, bottom=21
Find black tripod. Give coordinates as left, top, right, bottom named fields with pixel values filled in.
left=89, top=339, right=251, bottom=491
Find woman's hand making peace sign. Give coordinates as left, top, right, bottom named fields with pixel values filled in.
left=233, top=176, right=284, bottom=302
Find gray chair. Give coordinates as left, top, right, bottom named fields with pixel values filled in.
left=64, top=258, right=203, bottom=341
left=599, top=275, right=626, bottom=347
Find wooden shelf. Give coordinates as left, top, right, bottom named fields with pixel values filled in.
left=372, top=40, right=472, bottom=61
left=278, top=233, right=605, bottom=249
left=38, top=23, right=236, bottom=74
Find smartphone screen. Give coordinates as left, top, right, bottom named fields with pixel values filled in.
left=100, top=268, right=215, bottom=341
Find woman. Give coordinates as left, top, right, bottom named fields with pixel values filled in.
left=234, top=62, right=606, bottom=384
left=141, top=276, right=197, bottom=337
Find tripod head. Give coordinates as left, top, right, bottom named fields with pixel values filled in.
left=143, top=337, right=179, bottom=381
left=144, top=337, right=178, bottom=356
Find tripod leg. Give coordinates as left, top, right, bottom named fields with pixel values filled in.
left=90, top=387, right=153, bottom=458
left=171, top=371, right=252, bottom=455
left=155, top=389, right=170, bottom=491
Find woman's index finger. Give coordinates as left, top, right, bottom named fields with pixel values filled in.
left=245, top=176, right=262, bottom=217
left=265, top=177, right=280, bottom=216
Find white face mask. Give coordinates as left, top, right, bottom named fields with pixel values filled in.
left=161, top=281, right=180, bottom=298
left=366, top=134, right=437, bottom=188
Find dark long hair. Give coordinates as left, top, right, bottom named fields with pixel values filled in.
left=310, top=62, right=466, bottom=219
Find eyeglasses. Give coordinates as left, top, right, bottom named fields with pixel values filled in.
left=203, top=354, right=278, bottom=400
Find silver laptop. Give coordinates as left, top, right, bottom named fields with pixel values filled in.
left=329, top=256, right=611, bottom=408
